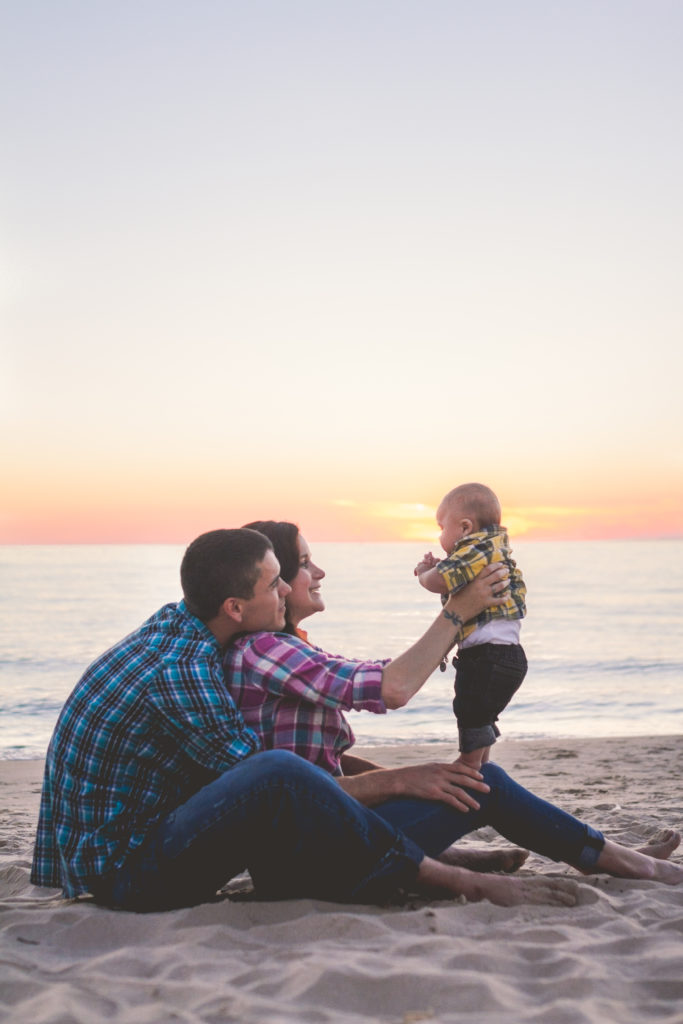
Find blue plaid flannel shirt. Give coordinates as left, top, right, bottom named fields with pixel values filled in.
left=31, top=601, right=260, bottom=897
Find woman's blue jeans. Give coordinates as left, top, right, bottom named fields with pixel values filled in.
left=91, top=750, right=603, bottom=912
left=374, top=760, right=604, bottom=870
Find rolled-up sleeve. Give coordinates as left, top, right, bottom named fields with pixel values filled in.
left=241, top=633, right=387, bottom=714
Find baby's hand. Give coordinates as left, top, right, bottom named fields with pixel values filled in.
left=414, top=551, right=439, bottom=576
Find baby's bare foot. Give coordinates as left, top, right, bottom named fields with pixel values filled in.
left=438, top=846, right=529, bottom=874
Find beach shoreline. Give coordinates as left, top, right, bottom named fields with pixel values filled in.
left=2, top=735, right=683, bottom=1022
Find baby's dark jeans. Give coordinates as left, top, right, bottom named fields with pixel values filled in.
left=453, top=642, right=528, bottom=753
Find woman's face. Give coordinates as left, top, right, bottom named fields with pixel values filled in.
left=286, top=534, right=326, bottom=627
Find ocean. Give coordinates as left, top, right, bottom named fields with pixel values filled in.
left=1, top=541, right=681, bottom=759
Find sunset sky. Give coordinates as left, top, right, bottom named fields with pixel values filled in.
left=2, top=1, right=682, bottom=544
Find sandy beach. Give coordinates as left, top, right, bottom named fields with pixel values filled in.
left=1, top=735, right=682, bottom=1023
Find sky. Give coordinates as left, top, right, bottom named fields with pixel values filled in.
left=2, top=0, right=682, bottom=544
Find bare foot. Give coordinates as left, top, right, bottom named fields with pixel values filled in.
left=594, top=837, right=683, bottom=885
left=636, top=828, right=680, bottom=861
left=464, top=874, right=579, bottom=908
left=438, top=845, right=529, bottom=874
left=416, top=857, right=579, bottom=907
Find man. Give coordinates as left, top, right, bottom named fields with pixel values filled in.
left=31, top=529, right=583, bottom=910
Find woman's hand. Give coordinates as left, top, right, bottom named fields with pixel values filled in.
left=444, top=562, right=508, bottom=623
left=380, top=563, right=509, bottom=709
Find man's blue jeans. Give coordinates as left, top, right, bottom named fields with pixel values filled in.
left=91, top=751, right=424, bottom=911
left=91, top=750, right=603, bottom=912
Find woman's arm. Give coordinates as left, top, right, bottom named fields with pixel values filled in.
left=380, top=562, right=507, bottom=709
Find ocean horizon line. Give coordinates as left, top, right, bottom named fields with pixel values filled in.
left=2, top=536, right=683, bottom=548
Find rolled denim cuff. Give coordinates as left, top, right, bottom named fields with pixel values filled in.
left=574, top=826, right=605, bottom=870
left=459, top=723, right=500, bottom=754
left=349, top=833, right=424, bottom=903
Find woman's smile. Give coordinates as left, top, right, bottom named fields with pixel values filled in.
left=286, top=535, right=326, bottom=627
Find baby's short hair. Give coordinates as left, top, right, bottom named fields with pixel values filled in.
left=443, top=482, right=501, bottom=530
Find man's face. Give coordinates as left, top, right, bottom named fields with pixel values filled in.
left=238, top=549, right=291, bottom=632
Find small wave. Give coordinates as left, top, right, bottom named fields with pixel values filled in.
left=533, top=658, right=683, bottom=676
left=0, top=698, right=64, bottom=715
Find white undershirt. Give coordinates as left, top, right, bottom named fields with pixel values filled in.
left=459, top=618, right=522, bottom=649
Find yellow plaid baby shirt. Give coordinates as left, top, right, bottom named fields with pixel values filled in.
left=437, top=525, right=526, bottom=642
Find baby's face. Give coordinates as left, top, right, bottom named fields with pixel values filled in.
left=436, top=497, right=471, bottom=553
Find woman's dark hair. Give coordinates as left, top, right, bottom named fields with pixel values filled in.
left=181, top=528, right=273, bottom=623
left=243, top=521, right=300, bottom=584
left=243, top=520, right=300, bottom=634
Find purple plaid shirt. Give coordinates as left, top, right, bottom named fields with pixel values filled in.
left=224, top=632, right=387, bottom=775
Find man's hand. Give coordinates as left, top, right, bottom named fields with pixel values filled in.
left=389, top=761, right=490, bottom=811
left=338, top=760, right=490, bottom=812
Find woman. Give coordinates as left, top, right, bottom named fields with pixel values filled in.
left=223, top=521, right=683, bottom=891
left=227, top=520, right=389, bottom=777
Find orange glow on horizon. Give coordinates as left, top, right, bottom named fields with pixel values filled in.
left=3, top=497, right=682, bottom=545
left=316, top=500, right=683, bottom=544
left=3, top=458, right=683, bottom=544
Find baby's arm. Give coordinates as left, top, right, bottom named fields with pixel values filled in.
left=414, top=552, right=448, bottom=594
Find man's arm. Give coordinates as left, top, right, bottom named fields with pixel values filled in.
left=152, top=656, right=261, bottom=772
left=337, top=760, right=490, bottom=813
left=339, top=752, right=384, bottom=775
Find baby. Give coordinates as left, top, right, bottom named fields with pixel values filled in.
left=414, top=482, right=527, bottom=768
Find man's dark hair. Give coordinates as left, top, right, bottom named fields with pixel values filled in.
left=180, top=528, right=273, bottom=623
left=243, top=520, right=301, bottom=635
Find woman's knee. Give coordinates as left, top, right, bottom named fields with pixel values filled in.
left=480, top=761, right=510, bottom=789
